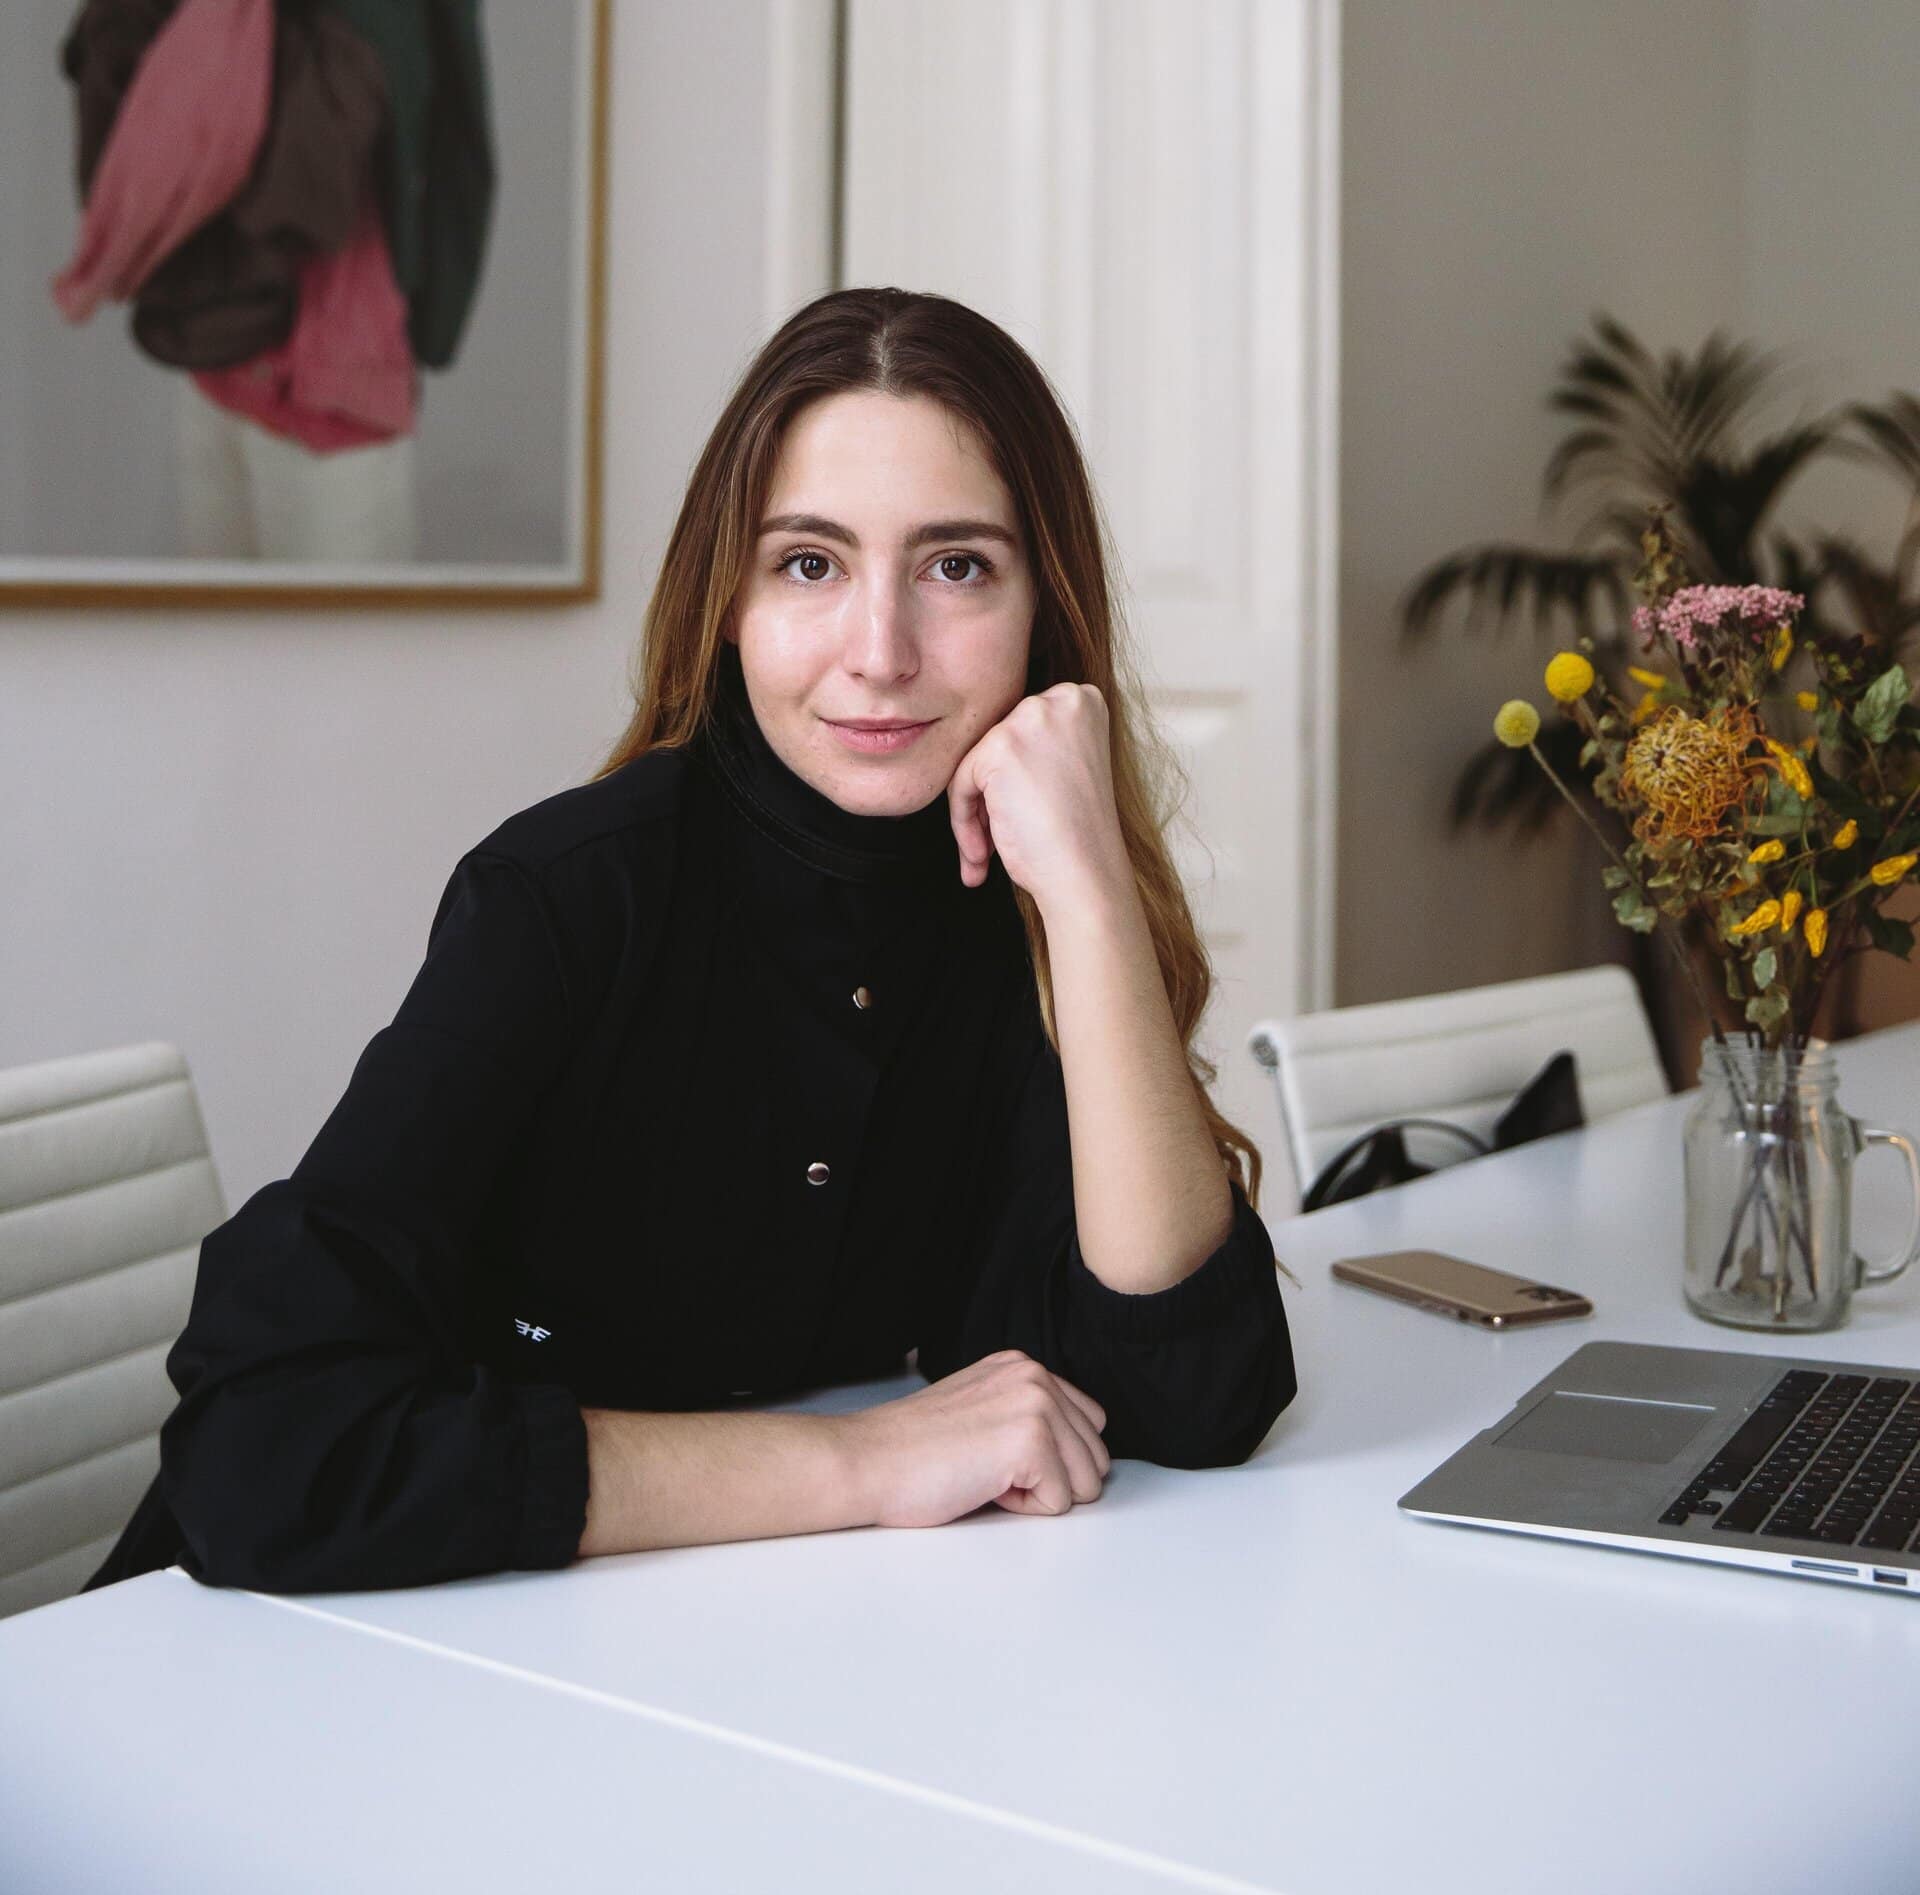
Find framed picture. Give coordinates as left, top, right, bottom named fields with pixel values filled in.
left=2, top=0, right=609, bottom=606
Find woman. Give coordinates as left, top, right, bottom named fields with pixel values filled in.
left=88, top=288, right=1298, bottom=1595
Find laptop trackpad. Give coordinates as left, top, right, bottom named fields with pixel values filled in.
left=1495, top=1391, right=1716, bottom=1463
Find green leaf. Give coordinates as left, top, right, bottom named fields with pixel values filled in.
left=1724, top=955, right=1746, bottom=1001
left=1763, top=773, right=1808, bottom=818
left=1745, top=990, right=1791, bottom=1033
left=1853, top=664, right=1910, bottom=745
left=1601, top=864, right=1630, bottom=890
left=1611, top=887, right=1656, bottom=933
left=1748, top=811, right=1804, bottom=836
left=1813, top=774, right=1877, bottom=822
left=1752, top=947, right=1778, bottom=989
left=1865, top=911, right=1917, bottom=958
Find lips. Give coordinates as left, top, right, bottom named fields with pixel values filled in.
left=826, top=718, right=934, bottom=754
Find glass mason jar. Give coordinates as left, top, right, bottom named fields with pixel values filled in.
left=1682, top=1036, right=1920, bottom=1331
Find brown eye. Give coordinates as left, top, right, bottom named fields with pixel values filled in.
left=936, top=554, right=991, bottom=583
left=778, top=550, right=834, bottom=582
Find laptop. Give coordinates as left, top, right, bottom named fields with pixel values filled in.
left=1399, top=1339, right=1920, bottom=1594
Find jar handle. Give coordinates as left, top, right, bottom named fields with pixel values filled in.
left=1854, top=1125, right=1920, bottom=1287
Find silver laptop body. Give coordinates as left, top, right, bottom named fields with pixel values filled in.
left=1400, top=1339, right=1920, bottom=1595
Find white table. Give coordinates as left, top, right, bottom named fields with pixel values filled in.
left=8, top=1024, right=1920, bottom=1894
left=0, top=1567, right=1227, bottom=1893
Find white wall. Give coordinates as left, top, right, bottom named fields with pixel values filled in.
left=17, top=0, right=1912, bottom=1217
left=1, top=0, right=784, bottom=1206
left=1337, top=0, right=1748, bottom=1007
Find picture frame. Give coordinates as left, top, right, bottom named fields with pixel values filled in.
left=1, top=0, right=610, bottom=608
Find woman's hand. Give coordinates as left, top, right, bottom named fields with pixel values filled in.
left=839, top=1349, right=1111, bottom=1527
left=946, top=683, right=1131, bottom=914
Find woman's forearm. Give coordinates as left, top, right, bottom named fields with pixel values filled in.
left=576, top=1405, right=871, bottom=1557
left=1041, top=881, right=1234, bottom=1296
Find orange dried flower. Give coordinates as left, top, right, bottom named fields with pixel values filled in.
left=1618, top=704, right=1764, bottom=844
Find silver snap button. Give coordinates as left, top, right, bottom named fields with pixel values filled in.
left=852, top=985, right=873, bottom=1010
left=806, top=1161, right=831, bottom=1185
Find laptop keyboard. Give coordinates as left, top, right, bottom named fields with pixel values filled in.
left=1658, top=1369, right=1920, bottom=1552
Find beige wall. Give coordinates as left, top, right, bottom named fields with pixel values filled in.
left=1337, top=0, right=1747, bottom=1012
left=0, top=2, right=783, bottom=1205
left=1742, top=0, right=1920, bottom=1034
left=1338, top=0, right=1920, bottom=1047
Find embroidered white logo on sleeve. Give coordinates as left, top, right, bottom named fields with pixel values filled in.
left=514, top=1319, right=553, bottom=1342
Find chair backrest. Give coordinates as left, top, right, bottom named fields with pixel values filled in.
left=1247, top=964, right=1668, bottom=1211
left=0, top=1042, right=224, bottom=1619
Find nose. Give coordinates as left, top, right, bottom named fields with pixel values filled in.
left=842, top=564, right=920, bottom=685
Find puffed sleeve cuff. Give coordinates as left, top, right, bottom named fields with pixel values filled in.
left=509, top=1381, right=590, bottom=1571
left=1063, top=1178, right=1282, bottom=1343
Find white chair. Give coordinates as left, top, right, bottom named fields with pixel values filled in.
left=1248, top=965, right=1668, bottom=1214
left=0, top=1042, right=224, bottom=1619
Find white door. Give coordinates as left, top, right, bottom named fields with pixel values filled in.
left=840, top=0, right=1339, bottom=1205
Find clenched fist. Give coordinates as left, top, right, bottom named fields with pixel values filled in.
left=842, top=1349, right=1111, bottom=1527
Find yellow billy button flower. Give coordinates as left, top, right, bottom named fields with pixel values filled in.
left=1764, top=737, right=1813, bottom=800
left=1729, top=899, right=1782, bottom=937
left=1806, top=908, right=1829, bottom=957
left=1795, top=690, right=1820, bottom=713
left=1544, top=652, right=1596, bottom=703
left=1627, top=666, right=1667, bottom=690
left=1771, top=623, right=1794, bottom=671
left=1780, top=890, right=1803, bottom=933
left=1746, top=839, right=1786, bottom=866
left=1870, top=853, right=1918, bottom=888
left=1494, top=700, right=1540, bottom=747
left=1833, top=818, right=1859, bottom=850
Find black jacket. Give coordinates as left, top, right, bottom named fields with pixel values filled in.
left=88, top=651, right=1297, bottom=1595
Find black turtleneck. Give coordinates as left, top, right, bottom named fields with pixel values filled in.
left=84, top=669, right=1297, bottom=1596
left=703, top=637, right=961, bottom=885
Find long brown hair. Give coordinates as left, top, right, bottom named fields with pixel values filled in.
left=593, top=287, right=1270, bottom=1215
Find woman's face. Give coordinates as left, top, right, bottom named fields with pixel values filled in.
left=727, top=390, right=1036, bottom=817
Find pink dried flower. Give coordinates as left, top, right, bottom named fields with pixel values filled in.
left=1637, top=584, right=1803, bottom=653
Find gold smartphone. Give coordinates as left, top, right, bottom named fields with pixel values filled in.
left=1330, top=1250, right=1593, bottom=1328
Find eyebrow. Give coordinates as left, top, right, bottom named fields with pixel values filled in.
left=757, top=512, right=1019, bottom=552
